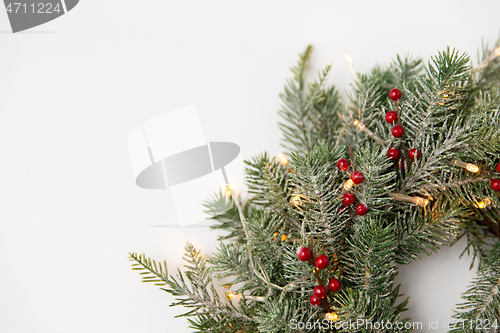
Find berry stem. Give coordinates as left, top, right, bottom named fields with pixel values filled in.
left=308, top=236, right=331, bottom=312
left=395, top=100, right=411, bottom=172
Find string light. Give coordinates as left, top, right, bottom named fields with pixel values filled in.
left=273, top=232, right=288, bottom=242
left=324, top=312, right=340, bottom=322
left=277, top=153, right=288, bottom=165
left=390, top=193, right=430, bottom=208
left=225, top=185, right=232, bottom=197
left=227, top=292, right=242, bottom=300
left=451, top=159, right=480, bottom=173
left=192, top=250, right=204, bottom=260
left=227, top=292, right=266, bottom=302
left=475, top=198, right=492, bottom=209
left=352, top=119, right=387, bottom=145
left=291, top=195, right=301, bottom=206
left=343, top=179, right=355, bottom=191
left=475, top=46, right=500, bottom=72
left=345, top=54, right=359, bottom=83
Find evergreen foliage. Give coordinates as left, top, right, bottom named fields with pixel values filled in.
left=130, top=36, right=500, bottom=332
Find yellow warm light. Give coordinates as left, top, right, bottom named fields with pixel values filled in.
left=345, top=54, right=353, bottom=65
left=476, top=198, right=492, bottom=209
left=391, top=193, right=430, bottom=208
left=228, top=292, right=242, bottom=300
left=452, top=159, right=480, bottom=173
left=466, top=164, right=480, bottom=173
left=225, top=185, right=232, bottom=197
left=415, top=198, right=430, bottom=208
left=495, top=46, right=500, bottom=56
left=277, top=153, right=288, bottom=165
left=325, top=312, right=339, bottom=322
left=272, top=233, right=288, bottom=242
left=291, top=195, right=301, bottom=206
left=353, top=119, right=366, bottom=131
left=343, top=179, right=355, bottom=191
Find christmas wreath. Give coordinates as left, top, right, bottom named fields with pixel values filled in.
left=130, top=36, right=500, bottom=332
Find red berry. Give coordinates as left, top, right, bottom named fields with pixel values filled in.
left=315, top=255, right=329, bottom=269
left=328, top=278, right=341, bottom=292
left=392, top=125, right=404, bottom=138
left=342, top=193, right=356, bottom=206
left=385, top=111, right=398, bottom=123
left=387, top=148, right=401, bottom=161
left=496, top=163, right=500, bottom=173
left=491, top=179, right=500, bottom=192
left=337, top=159, right=350, bottom=171
left=389, top=88, right=402, bottom=101
left=297, top=247, right=312, bottom=261
left=337, top=205, right=348, bottom=215
left=408, top=148, right=421, bottom=160
left=351, top=171, right=364, bottom=184
left=309, top=294, right=322, bottom=306
left=356, top=203, right=368, bottom=216
left=313, top=285, right=328, bottom=298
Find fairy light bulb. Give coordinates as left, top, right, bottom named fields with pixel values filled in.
left=345, top=54, right=359, bottom=83
left=495, top=46, right=500, bottom=56
left=192, top=250, right=204, bottom=260
left=277, top=153, right=288, bottom=165
left=476, top=198, right=492, bottom=209
left=343, top=179, right=355, bottom=191
left=228, top=292, right=242, bottom=300
left=325, top=312, right=339, bottom=322
left=225, top=185, right=232, bottom=197
left=415, top=197, right=430, bottom=208
left=352, top=119, right=386, bottom=145
left=345, top=54, right=353, bottom=65
left=452, top=159, right=480, bottom=173
left=353, top=119, right=365, bottom=130
left=291, top=195, right=301, bottom=206
left=273, top=233, right=288, bottom=242
left=390, top=193, right=430, bottom=208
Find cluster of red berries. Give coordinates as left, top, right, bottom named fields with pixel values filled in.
left=296, top=246, right=341, bottom=306
left=491, top=163, right=500, bottom=192
left=386, top=88, right=421, bottom=167
left=337, top=159, right=368, bottom=216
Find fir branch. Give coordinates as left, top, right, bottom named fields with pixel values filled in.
left=450, top=242, right=500, bottom=332
left=129, top=245, right=255, bottom=326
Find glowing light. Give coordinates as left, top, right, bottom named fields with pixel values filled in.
left=345, top=54, right=359, bottom=83
left=325, top=312, right=339, bottom=322
left=291, top=195, right=301, bottom=206
left=228, top=292, right=242, bottom=300
left=352, top=119, right=386, bottom=145
left=225, top=185, right=232, bottom=197
left=277, top=154, right=288, bottom=165
left=353, top=119, right=365, bottom=131
left=452, top=159, right=480, bottom=173
left=466, top=164, right=480, bottom=173
left=476, top=198, right=492, bottom=209
left=390, top=193, right=430, bottom=208
left=343, top=179, right=355, bottom=191
left=345, top=54, right=353, bottom=65
left=495, top=46, right=500, bottom=56
left=415, top=198, right=430, bottom=208
left=273, top=233, right=289, bottom=242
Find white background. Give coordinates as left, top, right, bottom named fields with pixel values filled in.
left=1, top=1, right=499, bottom=332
